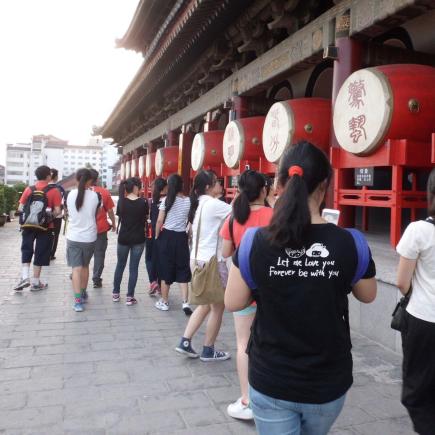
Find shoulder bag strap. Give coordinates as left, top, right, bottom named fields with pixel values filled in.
left=229, top=214, right=236, bottom=250
left=345, top=228, right=370, bottom=286
left=194, top=201, right=206, bottom=263
left=425, top=217, right=435, bottom=226
left=238, top=227, right=260, bottom=289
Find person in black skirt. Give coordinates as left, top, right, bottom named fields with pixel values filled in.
left=154, top=174, right=192, bottom=315
left=145, top=177, right=167, bottom=296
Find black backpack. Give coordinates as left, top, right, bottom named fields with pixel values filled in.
left=20, top=185, right=56, bottom=232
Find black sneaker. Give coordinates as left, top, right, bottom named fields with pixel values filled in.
left=200, top=347, right=230, bottom=362
left=93, top=279, right=102, bottom=289
left=175, top=338, right=199, bottom=358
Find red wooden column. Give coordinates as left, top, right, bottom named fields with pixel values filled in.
left=391, top=165, right=403, bottom=247
left=331, top=14, right=365, bottom=227
left=178, top=125, right=194, bottom=195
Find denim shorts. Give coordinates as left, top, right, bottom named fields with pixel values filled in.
left=249, top=385, right=346, bottom=435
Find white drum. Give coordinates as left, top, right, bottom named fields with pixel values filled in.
left=125, top=160, right=131, bottom=179
left=191, top=134, right=205, bottom=171
left=120, top=162, right=125, bottom=180
left=138, top=155, right=145, bottom=177
left=131, top=159, right=137, bottom=177
left=333, top=68, right=392, bottom=155
left=155, top=149, right=164, bottom=176
left=223, top=121, right=244, bottom=169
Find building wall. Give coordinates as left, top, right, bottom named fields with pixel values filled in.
left=0, top=165, right=5, bottom=184
left=6, top=143, right=43, bottom=185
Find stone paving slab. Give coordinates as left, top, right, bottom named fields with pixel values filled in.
left=0, top=221, right=414, bottom=434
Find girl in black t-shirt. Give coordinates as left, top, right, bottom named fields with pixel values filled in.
left=225, top=141, right=377, bottom=435
left=113, top=177, right=148, bottom=305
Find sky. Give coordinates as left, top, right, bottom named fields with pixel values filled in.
left=0, top=0, right=143, bottom=165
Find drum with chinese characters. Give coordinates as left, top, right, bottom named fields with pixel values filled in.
left=223, top=117, right=265, bottom=169
left=191, top=131, right=224, bottom=171
left=333, top=64, right=435, bottom=155
left=145, top=152, right=156, bottom=178
left=155, top=146, right=179, bottom=176
left=262, top=98, right=331, bottom=163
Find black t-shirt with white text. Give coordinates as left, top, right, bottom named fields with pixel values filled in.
left=233, top=224, right=376, bottom=404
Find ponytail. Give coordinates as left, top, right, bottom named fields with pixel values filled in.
left=152, top=177, right=167, bottom=204
left=165, top=174, right=183, bottom=216
left=75, top=168, right=92, bottom=211
left=266, top=141, right=331, bottom=248
left=233, top=170, right=266, bottom=224
left=188, top=170, right=216, bottom=223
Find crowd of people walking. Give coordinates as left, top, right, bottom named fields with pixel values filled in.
left=11, top=141, right=435, bottom=435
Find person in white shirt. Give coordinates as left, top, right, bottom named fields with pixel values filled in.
left=176, top=170, right=232, bottom=362
left=396, top=168, right=435, bottom=435
left=66, top=168, right=99, bottom=312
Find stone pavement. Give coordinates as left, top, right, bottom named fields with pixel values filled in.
left=0, top=221, right=414, bottom=434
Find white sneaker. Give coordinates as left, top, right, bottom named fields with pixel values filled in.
left=155, top=299, right=169, bottom=311
left=227, top=397, right=254, bottom=420
left=182, top=301, right=192, bottom=316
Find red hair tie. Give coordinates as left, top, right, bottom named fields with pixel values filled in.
left=288, top=165, right=304, bottom=177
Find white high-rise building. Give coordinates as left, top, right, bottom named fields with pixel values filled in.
left=5, top=135, right=106, bottom=185
left=5, top=142, right=44, bottom=185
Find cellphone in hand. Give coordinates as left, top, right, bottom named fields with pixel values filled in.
left=321, top=208, right=340, bottom=225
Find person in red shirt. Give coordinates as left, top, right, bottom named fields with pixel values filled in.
left=89, top=169, right=116, bottom=288
left=220, top=170, right=273, bottom=421
left=14, top=165, right=62, bottom=291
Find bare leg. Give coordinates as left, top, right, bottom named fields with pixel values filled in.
left=161, top=280, right=170, bottom=303
left=33, top=265, right=42, bottom=279
left=234, top=313, right=255, bottom=403
left=179, top=282, right=188, bottom=301
left=71, top=266, right=82, bottom=294
left=204, top=302, right=225, bottom=346
left=183, top=305, right=211, bottom=339
left=80, top=266, right=89, bottom=290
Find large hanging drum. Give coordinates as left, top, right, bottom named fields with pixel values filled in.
left=333, top=64, right=435, bottom=156
left=145, top=152, right=156, bottom=178
left=138, top=155, right=145, bottom=178
left=120, top=162, right=125, bottom=181
left=223, top=117, right=265, bottom=169
left=155, top=146, right=179, bottom=176
left=191, top=131, right=224, bottom=171
left=262, top=98, right=331, bottom=163
left=125, top=160, right=131, bottom=179
left=131, top=158, right=137, bottom=177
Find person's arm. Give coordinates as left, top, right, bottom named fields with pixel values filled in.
left=225, top=264, right=253, bottom=311
left=352, top=278, right=377, bottom=303
left=155, top=210, right=165, bottom=239
left=397, top=256, right=417, bottom=295
left=222, top=239, right=235, bottom=259
left=108, top=208, right=116, bottom=232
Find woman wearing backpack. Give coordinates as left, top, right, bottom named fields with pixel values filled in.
left=154, top=174, right=191, bottom=313
left=145, top=177, right=167, bottom=296
left=175, top=170, right=232, bottom=361
left=396, top=168, right=435, bottom=435
left=112, top=177, right=148, bottom=305
left=66, top=168, right=100, bottom=312
left=225, top=141, right=377, bottom=435
left=220, top=170, right=273, bottom=420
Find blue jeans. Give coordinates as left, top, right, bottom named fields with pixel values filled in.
left=249, top=386, right=346, bottom=435
left=113, top=243, right=144, bottom=297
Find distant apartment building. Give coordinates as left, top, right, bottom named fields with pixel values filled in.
left=5, top=142, right=44, bottom=185
left=5, top=134, right=118, bottom=186
left=0, top=165, right=5, bottom=184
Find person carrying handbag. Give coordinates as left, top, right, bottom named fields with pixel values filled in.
left=396, top=168, right=435, bottom=435
left=175, top=170, right=232, bottom=361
